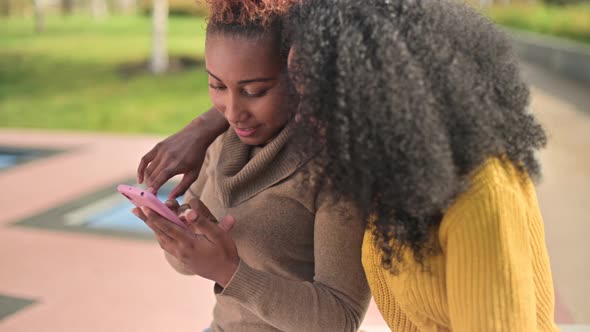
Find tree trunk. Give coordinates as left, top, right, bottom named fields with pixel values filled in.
left=91, top=0, right=109, bottom=20
left=33, top=0, right=44, bottom=33
left=150, top=0, right=168, bottom=74
left=116, top=0, right=137, bottom=14
left=61, top=0, right=74, bottom=15
left=0, top=0, right=11, bottom=17
left=479, top=0, right=492, bottom=8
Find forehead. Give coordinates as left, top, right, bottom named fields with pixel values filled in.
left=205, top=34, right=284, bottom=82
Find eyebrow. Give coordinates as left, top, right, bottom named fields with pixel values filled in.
left=206, top=70, right=277, bottom=85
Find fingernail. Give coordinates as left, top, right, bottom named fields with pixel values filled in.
left=186, top=209, right=197, bottom=221
left=140, top=207, right=149, bottom=215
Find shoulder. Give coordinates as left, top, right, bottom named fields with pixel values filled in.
left=201, top=131, right=228, bottom=175
left=439, top=157, right=537, bottom=244
left=208, top=131, right=227, bottom=160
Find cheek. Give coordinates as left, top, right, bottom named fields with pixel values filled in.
left=260, top=93, right=290, bottom=127
left=209, top=91, right=225, bottom=112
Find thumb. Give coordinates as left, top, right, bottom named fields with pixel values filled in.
left=218, top=215, right=236, bottom=233
left=185, top=209, right=220, bottom=241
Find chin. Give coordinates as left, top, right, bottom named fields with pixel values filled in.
left=237, top=135, right=267, bottom=146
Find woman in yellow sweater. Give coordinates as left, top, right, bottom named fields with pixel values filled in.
left=137, top=0, right=559, bottom=330
left=285, top=1, right=559, bottom=330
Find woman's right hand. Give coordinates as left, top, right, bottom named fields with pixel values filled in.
left=137, top=108, right=228, bottom=199
left=133, top=198, right=239, bottom=286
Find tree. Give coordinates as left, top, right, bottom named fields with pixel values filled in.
left=115, top=0, right=137, bottom=14
left=91, top=0, right=109, bottom=20
left=61, top=0, right=74, bottom=15
left=33, top=0, right=44, bottom=33
left=1, top=0, right=11, bottom=17
left=150, top=0, right=168, bottom=74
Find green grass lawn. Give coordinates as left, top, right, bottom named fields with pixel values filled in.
left=488, top=3, right=590, bottom=45
left=2, top=8, right=588, bottom=134
left=0, top=15, right=212, bottom=134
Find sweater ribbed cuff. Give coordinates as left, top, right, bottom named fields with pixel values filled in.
left=219, top=260, right=270, bottom=305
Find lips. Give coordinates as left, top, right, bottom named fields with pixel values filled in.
left=234, top=126, right=259, bottom=137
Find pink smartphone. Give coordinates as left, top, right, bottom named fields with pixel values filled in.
left=117, top=184, right=186, bottom=229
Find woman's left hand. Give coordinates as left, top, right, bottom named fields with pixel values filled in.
left=133, top=198, right=240, bottom=287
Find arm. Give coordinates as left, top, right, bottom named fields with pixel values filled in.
left=217, top=197, right=371, bottom=332
left=137, top=107, right=228, bottom=198
left=444, top=187, right=536, bottom=331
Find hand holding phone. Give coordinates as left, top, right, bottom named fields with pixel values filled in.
left=117, top=184, right=187, bottom=229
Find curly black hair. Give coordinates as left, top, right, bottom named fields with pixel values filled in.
left=287, top=0, right=547, bottom=271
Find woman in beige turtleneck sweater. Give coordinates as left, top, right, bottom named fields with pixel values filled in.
left=132, top=1, right=370, bottom=331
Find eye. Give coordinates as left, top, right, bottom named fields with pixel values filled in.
left=243, top=89, right=269, bottom=98
left=209, top=83, right=226, bottom=91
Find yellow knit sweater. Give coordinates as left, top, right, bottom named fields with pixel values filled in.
left=362, top=158, right=560, bottom=331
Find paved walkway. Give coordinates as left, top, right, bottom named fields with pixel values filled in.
left=0, top=61, right=588, bottom=331
left=519, top=62, right=590, bottom=325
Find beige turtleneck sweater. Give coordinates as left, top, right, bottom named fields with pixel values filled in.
left=182, top=124, right=371, bottom=332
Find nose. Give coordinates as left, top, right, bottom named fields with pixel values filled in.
left=224, top=94, right=249, bottom=124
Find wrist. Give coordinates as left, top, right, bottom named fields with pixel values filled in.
left=189, top=108, right=229, bottom=145
left=216, top=257, right=240, bottom=288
